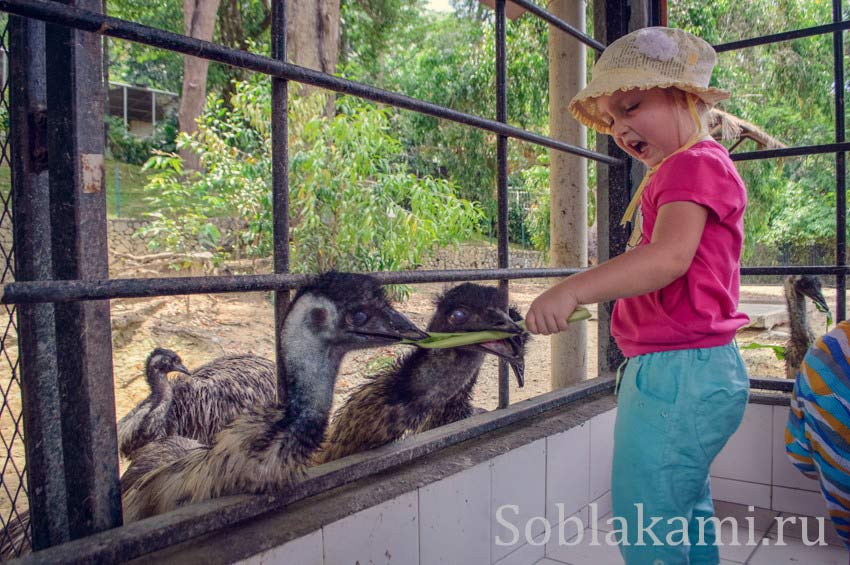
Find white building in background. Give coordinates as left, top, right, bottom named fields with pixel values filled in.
left=0, top=47, right=178, bottom=137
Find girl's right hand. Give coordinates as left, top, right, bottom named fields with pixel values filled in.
left=526, top=283, right=580, bottom=336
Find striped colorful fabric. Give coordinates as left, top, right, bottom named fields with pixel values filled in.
left=785, top=321, right=850, bottom=548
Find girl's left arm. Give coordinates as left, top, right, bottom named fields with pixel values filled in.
left=526, top=201, right=708, bottom=335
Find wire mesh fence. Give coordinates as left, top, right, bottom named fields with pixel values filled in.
left=0, top=14, right=29, bottom=557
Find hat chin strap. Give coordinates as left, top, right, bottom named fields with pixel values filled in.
left=619, top=93, right=707, bottom=227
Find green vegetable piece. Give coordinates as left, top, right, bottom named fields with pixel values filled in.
left=401, top=306, right=592, bottom=349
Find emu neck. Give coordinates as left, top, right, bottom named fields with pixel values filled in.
left=281, top=317, right=345, bottom=428
left=786, top=287, right=814, bottom=347
left=146, top=370, right=170, bottom=405
left=402, top=348, right=485, bottom=403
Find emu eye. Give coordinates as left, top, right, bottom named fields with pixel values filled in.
left=349, top=311, right=369, bottom=327
left=448, top=308, right=469, bottom=325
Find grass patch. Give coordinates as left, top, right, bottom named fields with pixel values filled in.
left=0, top=159, right=151, bottom=219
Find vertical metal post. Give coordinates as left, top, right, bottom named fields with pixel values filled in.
left=45, top=0, right=122, bottom=539
left=495, top=0, right=510, bottom=408
left=9, top=15, right=70, bottom=552
left=151, top=90, right=156, bottom=129
left=834, top=0, right=846, bottom=321
left=272, top=0, right=291, bottom=402
left=122, top=85, right=127, bottom=128
left=594, top=0, right=633, bottom=375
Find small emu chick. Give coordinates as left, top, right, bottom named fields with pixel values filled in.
left=121, top=272, right=426, bottom=521
left=117, top=348, right=190, bottom=460
left=315, top=283, right=527, bottom=464
left=784, top=274, right=830, bottom=378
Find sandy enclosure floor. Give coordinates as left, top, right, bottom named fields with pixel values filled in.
left=0, top=278, right=835, bottom=519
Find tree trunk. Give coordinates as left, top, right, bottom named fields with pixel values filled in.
left=287, top=0, right=341, bottom=96
left=178, top=0, right=221, bottom=170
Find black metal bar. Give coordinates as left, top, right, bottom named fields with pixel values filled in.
left=0, top=0, right=621, bottom=166
left=271, top=0, right=290, bottom=403
left=6, top=264, right=850, bottom=305
left=730, top=141, right=850, bottom=161
left=44, top=0, right=121, bottom=539
left=8, top=14, right=70, bottom=552
left=835, top=0, right=847, bottom=321
left=0, top=269, right=576, bottom=304
left=15, top=378, right=616, bottom=564
left=713, top=20, right=850, bottom=53
left=509, top=0, right=605, bottom=52
left=741, top=265, right=850, bottom=275
left=496, top=0, right=510, bottom=409
left=595, top=0, right=631, bottom=375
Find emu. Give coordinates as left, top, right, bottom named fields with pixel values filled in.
left=165, top=354, right=277, bottom=446
left=117, top=348, right=190, bottom=460
left=315, top=283, right=527, bottom=464
left=783, top=274, right=830, bottom=378
left=120, top=272, right=426, bottom=521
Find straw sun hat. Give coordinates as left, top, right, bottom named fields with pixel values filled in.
left=569, top=27, right=730, bottom=134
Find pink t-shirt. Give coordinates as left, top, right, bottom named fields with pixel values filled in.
left=611, top=139, right=750, bottom=357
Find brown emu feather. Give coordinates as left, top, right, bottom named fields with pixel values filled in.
left=315, top=283, right=527, bottom=465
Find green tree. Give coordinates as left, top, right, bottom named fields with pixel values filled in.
left=139, top=79, right=483, bottom=274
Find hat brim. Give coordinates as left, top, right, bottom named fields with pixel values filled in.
left=569, top=77, right=730, bottom=134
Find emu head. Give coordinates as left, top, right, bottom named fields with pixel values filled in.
left=288, top=271, right=426, bottom=352
left=430, top=283, right=528, bottom=387
left=145, top=348, right=190, bottom=383
left=788, top=275, right=830, bottom=315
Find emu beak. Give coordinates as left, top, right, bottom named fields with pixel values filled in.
left=796, top=277, right=831, bottom=316
left=173, top=363, right=191, bottom=376
left=368, top=307, right=429, bottom=342
left=465, top=307, right=527, bottom=387
left=475, top=337, right=526, bottom=388
left=483, top=307, right=525, bottom=334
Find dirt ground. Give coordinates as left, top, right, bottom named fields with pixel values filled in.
left=0, top=277, right=835, bottom=519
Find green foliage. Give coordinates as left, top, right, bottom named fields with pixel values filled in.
left=672, top=0, right=843, bottom=259
left=106, top=114, right=179, bottom=166
left=139, top=79, right=483, bottom=274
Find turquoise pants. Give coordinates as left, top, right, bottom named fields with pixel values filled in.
left=612, top=343, right=749, bottom=564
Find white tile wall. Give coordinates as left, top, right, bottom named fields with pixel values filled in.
left=771, top=406, right=820, bottom=492
left=748, top=533, right=848, bottom=564
left=711, top=477, right=772, bottom=509
left=589, top=409, right=616, bottom=501
left=419, top=462, right=491, bottom=565
left=545, top=422, right=590, bottom=523
left=711, top=403, right=772, bottom=484
left=546, top=524, right=625, bottom=565
left=492, top=531, right=546, bottom=565
left=491, top=440, right=547, bottom=562
left=323, top=491, right=419, bottom=565
left=590, top=491, right=612, bottom=521
left=771, top=486, right=830, bottom=520
left=715, top=524, right=765, bottom=564
left=545, top=506, right=590, bottom=562
left=238, top=529, right=323, bottom=565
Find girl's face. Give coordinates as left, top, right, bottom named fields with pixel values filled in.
left=596, top=88, right=698, bottom=167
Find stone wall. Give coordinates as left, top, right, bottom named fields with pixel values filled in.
left=420, top=243, right=546, bottom=270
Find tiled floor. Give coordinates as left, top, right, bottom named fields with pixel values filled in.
left=531, top=501, right=848, bottom=565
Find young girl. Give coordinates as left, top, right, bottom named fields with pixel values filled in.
left=527, top=27, right=751, bottom=563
